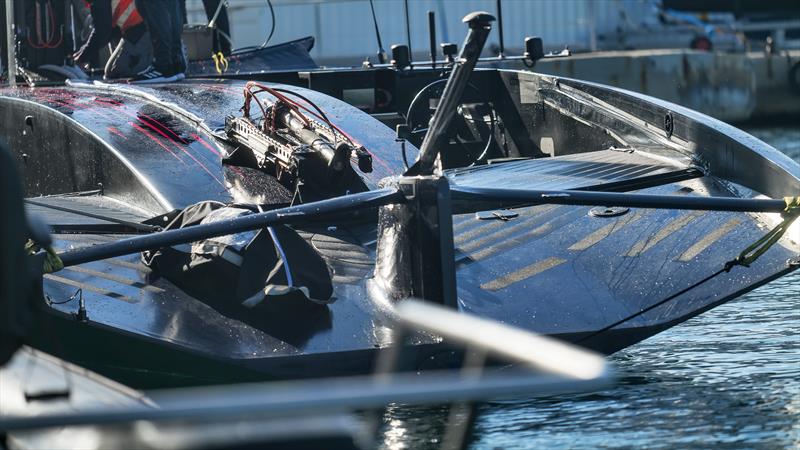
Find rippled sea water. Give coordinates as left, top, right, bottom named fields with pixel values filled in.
left=380, top=126, right=800, bottom=450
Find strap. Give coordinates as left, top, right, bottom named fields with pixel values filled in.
left=26, top=239, right=64, bottom=274
left=208, top=0, right=228, bottom=28
left=212, top=51, right=228, bottom=74
left=725, top=196, right=800, bottom=270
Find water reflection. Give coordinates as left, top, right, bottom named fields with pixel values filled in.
left=469, top=271, right=799, bottom=449
left=386, top=127, right=800, bottom=449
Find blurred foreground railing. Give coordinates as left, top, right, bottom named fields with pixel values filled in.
left=0, top=300, right=612, bottom=450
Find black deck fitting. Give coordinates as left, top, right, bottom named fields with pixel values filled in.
left=412, top=11, right=495, bottom=176
left=462, top=11, right=496, bottom=27
left=373, top=176, right=456, bottom=307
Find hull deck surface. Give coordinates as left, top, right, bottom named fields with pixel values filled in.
left=3, top=78, right=798, bottom=386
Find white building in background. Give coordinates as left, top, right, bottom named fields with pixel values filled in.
left=185, top=0, right=668, bottom=64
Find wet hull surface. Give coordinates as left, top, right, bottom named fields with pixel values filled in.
left=3, top=78, right=798, bottom=387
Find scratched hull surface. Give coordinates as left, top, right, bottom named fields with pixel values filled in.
left=3, top=72, right=798, bottom=387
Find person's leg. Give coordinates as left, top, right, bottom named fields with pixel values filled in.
left=134, top=0, right=173, bottom=73
left=167, top=0, right=185, bottom=74
left=180, top=0, right=187, bottom=25
left=134, top=31, right=155, bottom=75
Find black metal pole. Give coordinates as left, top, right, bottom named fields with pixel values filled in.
left=373, top=176, right=457, bottom=307
left=0, top=370, right=609, bottom=433
left=428, top=10, right=436, bottom=69
left=58, top=188, right=403, bottom=268
left=368, top=0, right=387, bottom=64
left=496, top=0, right=504, bottom=57
left=412, top=12, right=495, bottom=176
left=5, top=0, right=16, bottom=87
left=450, top=186, right=790, bottom=214
left=404, top=0, right=412, bottom=63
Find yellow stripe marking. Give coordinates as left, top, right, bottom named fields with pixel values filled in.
left=626, top=212, right=704, bottom=257
left=458, top=205, right=559, bottom=252
left=44, top=274, right=138, bottom=303
left=106, top=257, right=146, bottom=270
left=568, top=211, right=645, bottom=251
left=481, top=257, right=567, bottom=291
left=64, top=266, right=164, bottom=293
left=469, top=223, right=552, bottom=262
left=678, top=217, right=742, bottom=261
left=454, top=220, right=508, bottom=246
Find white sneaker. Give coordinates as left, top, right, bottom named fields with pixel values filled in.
left=131, top=66, right=178, bottom=84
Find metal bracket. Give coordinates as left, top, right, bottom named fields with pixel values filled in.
left=374, top=176, right=457, bottom=307
left=664, top=112, right=674, bottom=139
left=589, top=206, right=629, bottom=218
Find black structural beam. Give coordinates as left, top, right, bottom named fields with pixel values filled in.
left=373, top=176, right=457, bottom=307
left=58, top=188, right=403, bottom=268
left=449, top=186, right=791, bottom=214
left=410, top=12, right=495, bottom=176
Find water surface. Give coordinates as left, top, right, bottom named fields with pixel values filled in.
left=381, top=126, right=800, bottom=449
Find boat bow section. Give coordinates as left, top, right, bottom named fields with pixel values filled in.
left=446, top=71, right=800, bottom=353
left=3, top=68, right=798, bottom=385
left=1, top=79, right=408, bottom=216
left=450, top=175, right=798, bottom=353
left=0, top=85, right=231, bottom=214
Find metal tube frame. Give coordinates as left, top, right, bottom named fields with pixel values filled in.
left=5, top=0, right=16, bottom=87
left=0, top=300, right=612, bottom=434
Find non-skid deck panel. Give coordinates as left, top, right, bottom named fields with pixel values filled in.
left=451, top=176, right=799, bottom=337
left=447, top=149, right=687, bottom=191
left=25, top=195, right=150, bottom=226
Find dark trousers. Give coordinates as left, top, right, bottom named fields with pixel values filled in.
left=135, top=0, right=183, bottom=73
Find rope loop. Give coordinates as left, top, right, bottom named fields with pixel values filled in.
left=725, top=196, right=800, bottom=271
left=25, top=239, right=64, bottom=274
left=212, top=52, right=228, bottom=74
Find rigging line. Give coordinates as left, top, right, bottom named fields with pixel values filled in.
left=271, top=88, right=332, bottom=127
left=576, top=198, right=799, bottom=344
left=576, top=267, right=728, bottom=345
left=404, top=0, right=412, bottom=61
left=257, top=204, right=294, bottom=287
left=47, top=288, right=82, bottom=305
left=207, top=0, right=226, bottom=28
left=25, top=199, right=160, bottom=233
left=35, top=189, right=103, bottom=198
left=368, top=0, right=387, bottom=64
left=260, top=0, right=276, bottom=48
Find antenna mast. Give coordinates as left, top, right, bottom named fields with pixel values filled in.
left=404, top=0, right=412, bottom=63
left=368, top=0, right=387, bottom=64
